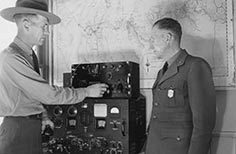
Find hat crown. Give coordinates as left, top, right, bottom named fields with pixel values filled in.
left=16, top=0, right=48, bottom=12
left=1, top=0, right=61, bottom=25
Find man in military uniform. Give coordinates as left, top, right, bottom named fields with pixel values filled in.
left=145, top=17, right=216, bottom=154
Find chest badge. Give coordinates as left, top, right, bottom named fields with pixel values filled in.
left=168, top=89, right=174, bottom=98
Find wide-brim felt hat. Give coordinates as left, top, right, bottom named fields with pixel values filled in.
left=0, top=0, right=61, bottom=25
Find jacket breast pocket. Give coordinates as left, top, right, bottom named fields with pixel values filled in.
left=160, top=128, right=192, bottom=154
left=160, top=80, right=185, bottom=107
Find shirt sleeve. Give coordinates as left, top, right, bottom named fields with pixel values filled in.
left=3, top=53, right=88, bottom=105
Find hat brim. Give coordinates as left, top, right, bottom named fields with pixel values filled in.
left=0, top=7, right=61, bottom=25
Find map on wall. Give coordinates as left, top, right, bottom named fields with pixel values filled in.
left=51, top=0, right=234, bottom=88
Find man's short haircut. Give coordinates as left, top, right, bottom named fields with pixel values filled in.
left=153, top=17, right=182, bottom=42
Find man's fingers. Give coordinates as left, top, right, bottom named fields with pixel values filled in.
left=41, top=125, right=45, bottom=133
left=98, top=83, right=109, bottom=89
left=42, top=119, right=54, bottom=134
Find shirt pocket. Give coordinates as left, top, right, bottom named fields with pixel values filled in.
left=159, top=80, right=185, bottom=107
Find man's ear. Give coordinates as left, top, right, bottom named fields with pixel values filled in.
left=166, top=32, right=172, bottom=42
left=22, top=18, right=31, bottom=31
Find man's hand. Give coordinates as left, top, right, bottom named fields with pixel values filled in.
left=41, top=117, right=54, bottom=134
left=85, top=83, right=108, bottom=97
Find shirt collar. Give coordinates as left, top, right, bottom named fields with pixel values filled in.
left=166, top=49, right=181, bottom=66
left=13, top=37, right=33, bottom=56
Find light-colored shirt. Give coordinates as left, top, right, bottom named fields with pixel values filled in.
left=0, top=37, right=88, bottom=117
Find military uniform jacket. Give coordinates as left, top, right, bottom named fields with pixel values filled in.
left=145, top=49, right=216, bottom=154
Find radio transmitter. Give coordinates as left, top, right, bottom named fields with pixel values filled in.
left=42, top=61, right=146, bottom=154
left=71, top=61, right=139, bottom=98
left=42, top=97, right=146, bottom=154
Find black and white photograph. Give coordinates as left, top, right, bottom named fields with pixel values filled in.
left=0, top=0, right=235, bottom=154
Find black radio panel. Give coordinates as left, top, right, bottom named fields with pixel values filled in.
left=42, top=97, right=146, bottom=154
left=71, top=61, right=140, bottom=98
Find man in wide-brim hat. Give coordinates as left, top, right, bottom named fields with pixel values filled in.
left=0, top=0, right=108, bottom=154
left=1, top=0, right=61, bottom=25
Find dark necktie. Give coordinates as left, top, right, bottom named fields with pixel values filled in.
left=31, top=50, right=40, bottom=74
left=162, top=62, right=168, bottom=75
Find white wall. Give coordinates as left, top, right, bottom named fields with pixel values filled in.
left=0, top=0, right=17, bottom=125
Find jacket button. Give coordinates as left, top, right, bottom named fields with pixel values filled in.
left=154, top=102, right=159, bottom=106
left=153, top=115, right=157, bottom=119
left=176, top=136, right=181, bottom=141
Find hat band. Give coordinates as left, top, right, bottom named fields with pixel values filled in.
left=16, top=1, right=48, bottom=12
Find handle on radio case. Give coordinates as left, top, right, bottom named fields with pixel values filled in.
left=121, top=120, right=126, bottom=136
